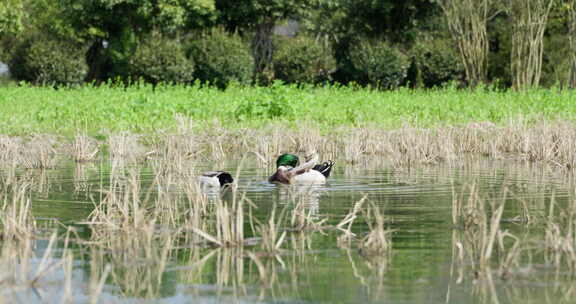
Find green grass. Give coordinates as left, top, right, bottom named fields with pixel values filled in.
left=0, top=82, right=575, bottom=137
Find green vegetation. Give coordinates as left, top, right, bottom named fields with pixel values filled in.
left=1, top=0, right=572, bottom=89
left=0, top=84, right=574, bottom=137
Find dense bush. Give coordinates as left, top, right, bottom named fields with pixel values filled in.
left=348, top=40, right=410, bottom=89
left=410, top=38, right=464, bottom=87
left=186, top=29, right=254, bottom=88
left=9, top=36, right=88, bottom=86
left=272, top=36, right=336, bottom=84
left=129, top=32, right=195, bottom=85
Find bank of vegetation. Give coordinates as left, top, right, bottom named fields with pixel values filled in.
left=1, top=84, right=575, bottom=136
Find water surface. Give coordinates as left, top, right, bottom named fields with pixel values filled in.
left=2, top=157, right=575, bottom=303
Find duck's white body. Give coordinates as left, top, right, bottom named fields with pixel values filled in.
left=198, top=175, right=221, bottom=188
left=198, top=171, right=234, bottom=190
left=293, top=170, right=326, bottom=184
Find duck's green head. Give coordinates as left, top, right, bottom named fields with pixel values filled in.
left=276, top=153, right=299, bottom=168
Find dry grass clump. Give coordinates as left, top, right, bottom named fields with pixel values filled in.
left=253, top=206, right=287, bottom=253
left=90, top=166, right=148, bottom=228
left=333, top=196, right=394, bottom=256
left=0, top=232, right=71, bottom=302
left=0, top=182, right=35, bottom=240
left=87, top=223, right=174, bottom=299
left=385, top=127, right=457, bottom=167
left=70, top=133, right=100, bottom=162
left=450, top=184, right=526, bottom=277
left=0, top=135, right=21, bottom=167
left=147, top=115, right=197, bottom=172
left=192, top=197, right=246, bottom=247
left=335, top=196, right=367, bottom=248
left=20, top=135, right=58, bottom=169
left=358, top=203, right=393, bottom=256
left=107, top=132, right=145, bottom=164
left=542, top=194, right=576, bottom=272
left=289, top=199, right=328, bottom=232
left=0, top=186, right=94, bottom=303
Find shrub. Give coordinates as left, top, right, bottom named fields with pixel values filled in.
left=9, top=36, right=88, bottom=86
left=272, top=36, right=336, bottom=84
left=410, top=38, right=464, bottom=88
left=129, top=32, right=194, bottom=85
left=348, top=40, right=410, bottom=89
left=186, top=29, right=254, bottom=88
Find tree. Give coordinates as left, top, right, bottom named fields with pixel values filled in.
left=58, top=0, right=215, bottom=81
left=435, top=0, right=500, bottom=87
left=567, top=0, right=576, bottom=88
left=506, top=0, right=555, bottom=90
left=215, top=0, right=315, bottom=83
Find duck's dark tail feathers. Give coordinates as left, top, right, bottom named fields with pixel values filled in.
left=313, top=160, right=335, bottom=178
left=217, top=171, right=234, bottom=186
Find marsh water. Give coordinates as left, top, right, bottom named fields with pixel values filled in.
left=4, top=157, right=576, bottom=304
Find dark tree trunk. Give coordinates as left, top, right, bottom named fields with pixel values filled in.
left=85, top=40, right=105, bottom=84
left=251, top=21, right=275, bottom=84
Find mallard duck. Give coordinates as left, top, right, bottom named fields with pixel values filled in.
left=269, top=151, right=335, bottom=184
left=199, top=171, right=234, bottom=189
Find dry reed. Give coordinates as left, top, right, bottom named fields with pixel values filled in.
left=336, top=196, right=367, bottom=247
left=451, top=184, right=519, bottom=277
left=191, top=196, right=247, bottom=247
left=70, top=133, right=99, bottom=162
left=5, top=119, right=576, bottom=169
left=358, top=202, right=393, bottom=255
left=0, top=182, right=35, bottom=240
left=20, top=135, right=58, bottom=169
left=289, top=199, right=329, bottom=232
left=253, top=206, right=287, bottom=253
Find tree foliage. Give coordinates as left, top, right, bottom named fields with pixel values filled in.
left=0, top=0, right=25, bottom=36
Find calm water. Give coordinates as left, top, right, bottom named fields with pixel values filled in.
left=3, top=157, right=576, bottom=303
